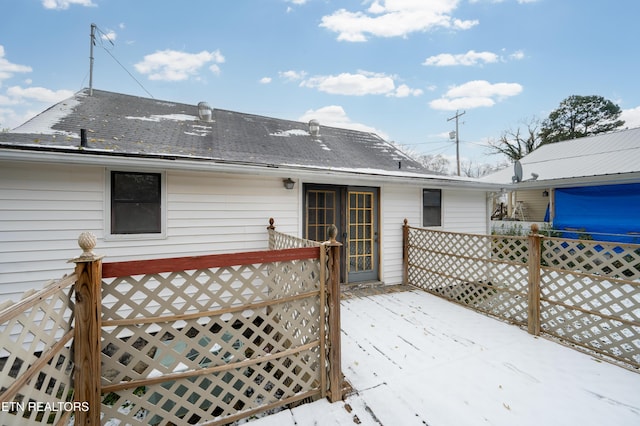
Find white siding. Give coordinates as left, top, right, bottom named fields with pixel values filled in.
left=0, top=159, right=490, bottom=302
left=380, top=184, right=421, bottom=285
left=442, top=189, right=489, bottom=234
left=0, top=162, right=299, bottom=303
left=379, top=185, right=489, bottom=285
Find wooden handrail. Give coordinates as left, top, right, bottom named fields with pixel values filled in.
left=102, top=246, right=320, bottom=278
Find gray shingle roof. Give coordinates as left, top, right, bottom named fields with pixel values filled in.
left=0, top=88, right=433, bottom=175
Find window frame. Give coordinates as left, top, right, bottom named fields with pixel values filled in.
left=422, top=188, right=442, bottom=227
left=105, top=169, right=167, bottom=240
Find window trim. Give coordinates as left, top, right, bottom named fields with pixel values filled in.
left=105, top=169, right=167, bottom=241
left=422, top=188, right=442, bottom=227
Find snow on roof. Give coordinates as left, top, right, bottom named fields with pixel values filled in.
left=12, top=93, right=82, bottom=137
left=482, top=127, right=640, bottom=185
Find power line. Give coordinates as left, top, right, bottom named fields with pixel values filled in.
left=89, top=24, right=154, bottom=99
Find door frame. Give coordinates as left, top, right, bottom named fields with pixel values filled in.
left=302, top=184, right=380, bottom=284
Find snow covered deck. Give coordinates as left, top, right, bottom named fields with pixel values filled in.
left=250, top=288, right=640, bottom=426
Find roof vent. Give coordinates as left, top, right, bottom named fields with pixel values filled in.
left=198, top=101, right=212, bottom=122
left=308, top=119, right=320, bottom=137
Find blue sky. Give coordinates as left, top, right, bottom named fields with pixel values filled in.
left=2, top=0, right=640, bottom=172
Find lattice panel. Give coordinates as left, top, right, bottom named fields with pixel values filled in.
left=102, top=259, right=320, bottom=321
left=542, top=238, right=640, bottom=280
left=101, top=255, right=327, bottom=424
left=409, top=228, right=493, bottom=260
left=101, top=347, right=321, bottom=425
left=102, top=298, right=321, bottom=385
left=541, top=301, right=640, bottom=367
left=0, top=277, right=76, bottom=426
left=491, top=236, right=530, bottom=264
left=0, top=351, right=76, bottom=426
left=407, top=227, right=529, bottom=326
left=540, top=268, right=640, bottom=367
left=269, top=230, right=321, bottom=250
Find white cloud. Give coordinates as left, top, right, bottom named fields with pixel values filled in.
left=101, top=30, right=117, bottom=42
left=301, top=72, right=394, bottom=95
left=320, top=1, right=478, bottom=42
left=509, top=50, right=525, bottom=60
left=0, top=46, right=32, bottom=83
left=429, top=80, right=522, bottom=110
left=621, top=106, right=640, bottom=129
left=423, top=50, right=499, bottom=67
left=298, top=105, right=389, bottom=139
left=259, top=77, right=272, bottom=84
left=279, top=70, right=307, bottom=81
left=134, top=49, right=225, bottom=81
left=0, top=86, right=74, bottom=129
left=41, top=0, right=96, bottom=9
left=392, top=84, right=424, bottom=98
left=299, top=71, right=422, bottom=97
left=4, top=86, right=74, bottom=103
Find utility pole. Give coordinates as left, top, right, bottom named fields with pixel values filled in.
left=447, top=110, right=465, bottom=176
left=89, top=23, right=96, bottom=96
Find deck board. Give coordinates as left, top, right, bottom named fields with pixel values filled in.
left=248, top=288, right=640, bottom=426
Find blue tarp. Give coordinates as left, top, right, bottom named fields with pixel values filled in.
left=554, top=183, right=640, bottom=242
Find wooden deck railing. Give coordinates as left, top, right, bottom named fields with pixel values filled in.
left=0, top=221, right=342, bottom=425
left=403, top=219, right=640, bottom=370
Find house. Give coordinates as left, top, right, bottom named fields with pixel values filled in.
left=0, top=88, right=498, bottom=302
left=482, top=127, right=640, bottom=241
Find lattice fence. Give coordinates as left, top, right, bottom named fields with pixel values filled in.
left=0, top=274, right=77, bottom=426
left=99, top=247, right=333, bottom=425
left=540, top=238, right=640, bottom=367
left=404, top=221, right=640, bottom=369
left=406, top=226, right=529, bottom=327
left=268, top=224, right=322, bottom=250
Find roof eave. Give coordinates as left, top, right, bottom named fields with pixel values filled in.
left=0, top=146, right=501, bottom=190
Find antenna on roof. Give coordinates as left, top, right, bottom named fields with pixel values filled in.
left=89, top=23, right=96, bottom=96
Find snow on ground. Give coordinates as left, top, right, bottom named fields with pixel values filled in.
left=249, top=289, right=640, bottom=426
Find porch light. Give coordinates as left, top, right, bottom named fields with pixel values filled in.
left=198, top=101, right=212, bottom=122
left=543, top=190, right=549, bottom=197
left=283, top=178, right=295, bottom=190
left=308, top=119, right=320, bottom=137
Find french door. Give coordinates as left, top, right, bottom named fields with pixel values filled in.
left=304, top=185, right=379, bottom=283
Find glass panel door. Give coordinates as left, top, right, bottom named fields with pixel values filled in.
left=305, top=189, right=338, bottom=242
left=347, top=188, right=378, bottom=282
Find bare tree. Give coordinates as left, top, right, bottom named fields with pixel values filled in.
left=418, top=154, right=450, bottom=174
left=460, top=160, right=508, bottom=178
left=487, top=117, right=543, bottom=161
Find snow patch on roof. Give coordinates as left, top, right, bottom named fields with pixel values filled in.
left=12, top=96, right=81, bottom=137
left=270, top=129, right=309, bottom=137
left=126, top=113, right=198, bottom=122
left=184, top=124, right=212, bottom=137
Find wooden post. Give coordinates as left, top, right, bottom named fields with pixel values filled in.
left=70, top=232, right=104, bottom=425
left=402, top=218, right=409, bottom=285
left=267, top=218, right=276, bottom=249
left=527, top=224, right=541, bottom=336
left=325, top=227, right=343, bottom=402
